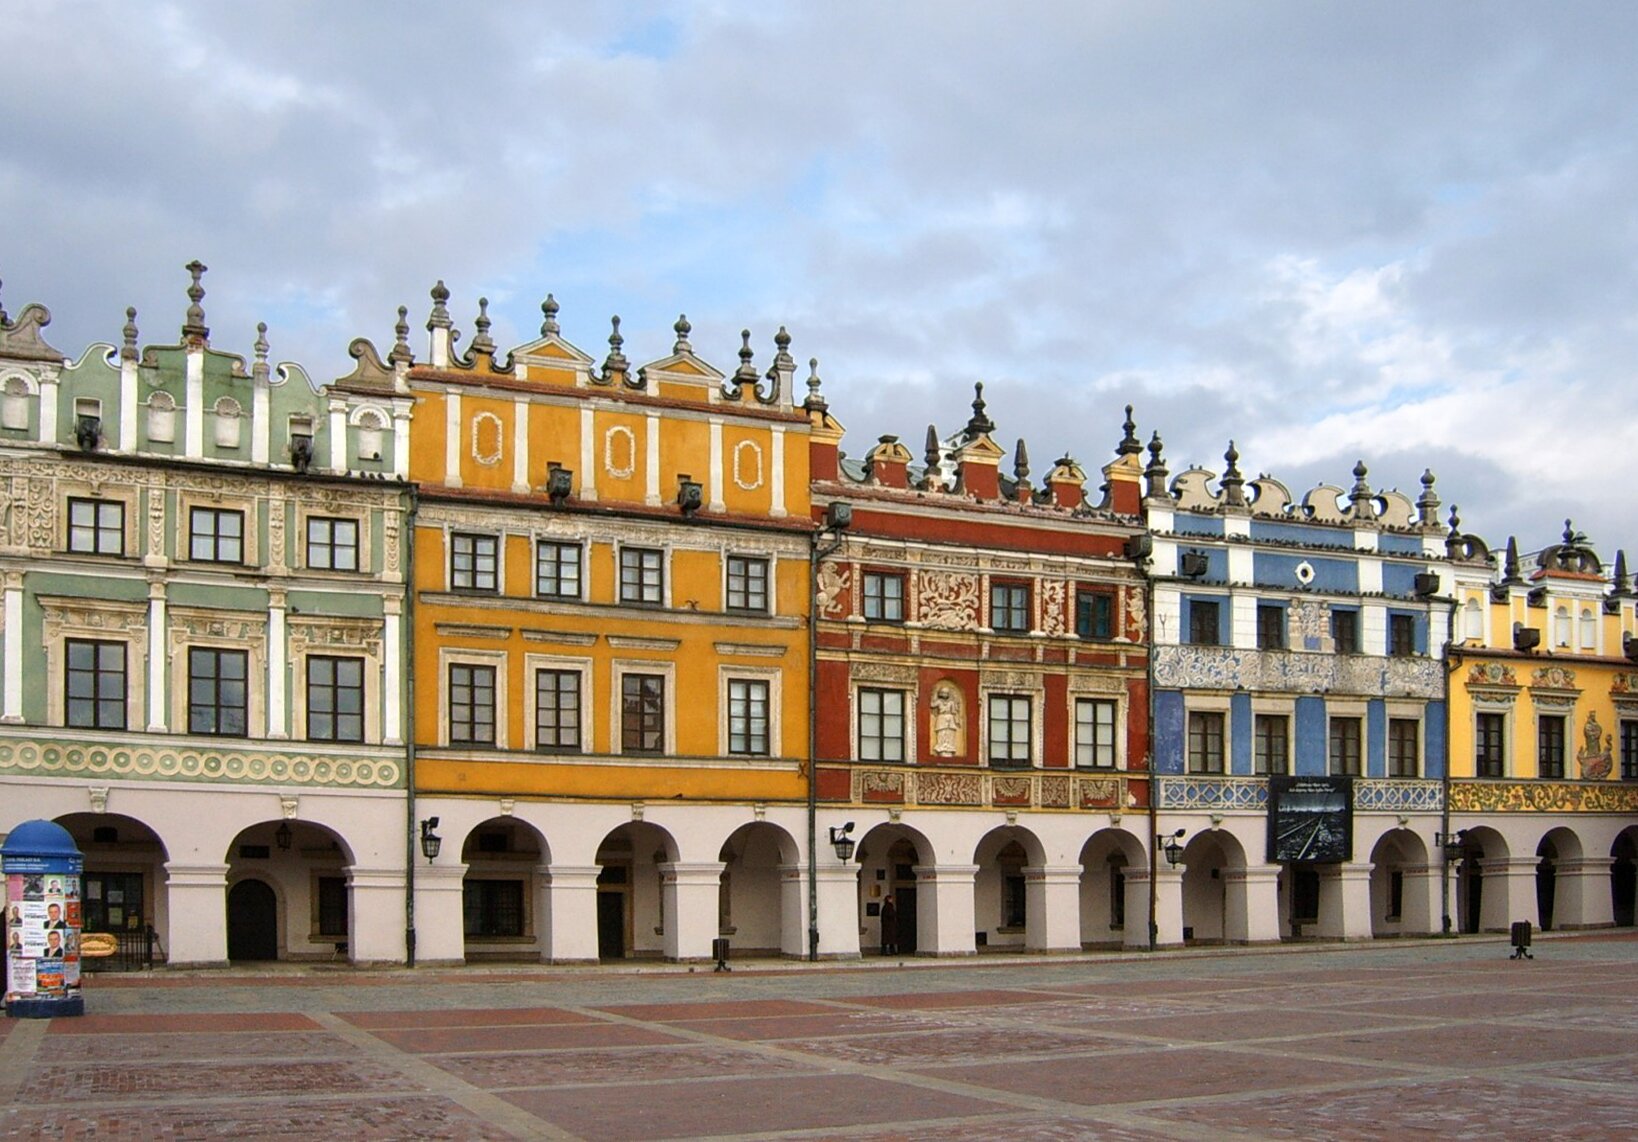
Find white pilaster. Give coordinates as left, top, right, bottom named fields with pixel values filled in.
left=146, top=580, right=168, bottom=732
left=164, top=863, right=230, bottom=966
left=443, top=390, right=462, bottom=487
left=511, top=398, right=530, bottom=493
left=915, top=863, right=978, bottom=956
left=1025, top=865, right=1083, bottom=952
left=660, top=861, right=722, bottom=961
left=578, top=406, right=597, bottom=501
left=1317, top=863, right=1375, bottom=940
left=347, top=867, right=407, bottom=963
left=381, top=596, right=403, bottom=746
left=708, top=418, right=725, bottom=512
left=544, top=864, right=600, bottom=964
left=1225, top=863, right=1282, bottom=943
left=644, top=413, right=661, bottom=506
left=770, top=426, right=787, bottom=517
left=814, top=865, right=861, bottom=959
left=252, top=378, right=270, bottom=464
left=266, top=590, right=288, bottom=739
left=413, top=862, right=468, bottom=965
left=120, top=355, right=139, bottom=451
left=38, top=375, right=59, bottom=444
left=1554, top=857, right=1615, bottom=929
left=1481, top=856, right=1539, bottom=933
left=184, top=348, right=204, bottom=457
left=1400, top=862, right=1440, bottom=936
left=1, top=572, right=23, bottom=722
left=328, top=397, right=347, bottom=473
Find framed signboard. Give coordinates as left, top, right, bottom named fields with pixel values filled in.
left=1267, top=776, right=1353, bottom=863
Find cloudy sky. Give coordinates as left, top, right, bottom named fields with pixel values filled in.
left=5, top=2, right=1637, bottom=561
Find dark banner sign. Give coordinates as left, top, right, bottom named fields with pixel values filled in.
left=1267, top=776, right=1353, bottom=863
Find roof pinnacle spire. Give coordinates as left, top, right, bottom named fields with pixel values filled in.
left=181, top=260, right=209, bottom=343
left=540, top=294, right=560, bottom=337
left=120, top=307, right=139, bottom=362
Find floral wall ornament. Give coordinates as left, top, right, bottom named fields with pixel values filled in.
left=917, top=570, right=978, bottom=630
left=1468, top=662, right=1517, bottom=687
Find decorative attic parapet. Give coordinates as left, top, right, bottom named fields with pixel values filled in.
left=1164, top=452, right=1430, bottom=532
left=864, top=435, right=912, bottom=488
left=0, top=293, right=63, bottom=364
left=1529, top=520, right=1604, bottom=580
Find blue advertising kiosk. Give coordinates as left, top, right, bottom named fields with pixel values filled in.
left=3, top=819, right=86, bottom=1018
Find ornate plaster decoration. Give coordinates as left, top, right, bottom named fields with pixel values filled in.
left=1158, top=776, right=1270, bottom=811
left=1468, top=662, right=1518, bottom=687
left=1353, top=779, right=1443, bottom=813
left=1040, top=775, right=1071, bottom=808
left=470, top=411, right=504, bottom=466
left=604, top=425, right=636, bottom=479
left=918, top=771, right=982, bottom=805
left=731, top=440, right=764, bottom=490
left=1153, top=645, right=1442, bottom=698
left=1577, top=711, right=1614, bottom=780
left=1448, top=780, right=1638, bottom=814
left=1530, top=665, right=1578, bottom=691
left=917, top=570, right=979, bottom=630
left=1038, top=579, right=1067, bottom=636
left=816, top=561, right=849, bottom=617
left=0, top=738, right=402, bottom=788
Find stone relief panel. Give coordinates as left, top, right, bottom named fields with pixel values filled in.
left=1040, top=775, right=1072, bottom=808
left=916, top=570, right=979, bottom=631
left=817, top=561, right=850, bottom=618
left=1152, top=646, right=1441, bottom=698
left=1577, top=710, right=1613, bottom=780
left=928, top=681, right=964, bottom=757
left=1449, top=780, right=1638, bottom=813
left=1038, top=579, right=1067, bottom=636
left=918, top=771, right=982, bottom=805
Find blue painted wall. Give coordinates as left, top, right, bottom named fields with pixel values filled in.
left=1253, top=551, right=1358, bottom=591
left=1173, top=515, right=1225, bottom=537
left=1295, top=696, right=1327, bottom=775
left=1154, top=690, right=1185, bottom=774
left=1381, top=561, right=1427, bottom=596
left=1367, top=699, right=1387, bottom=777
left=1424, top=700, right=1446, bottom=778
left=1248, top=520, right=1353, bottom=548
left=1230, top=692, right=1253, bottom=774
left=1380, top=534, right=1424, bottom=555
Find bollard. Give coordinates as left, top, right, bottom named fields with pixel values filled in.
left=4, top=819, right=87, bottom=1018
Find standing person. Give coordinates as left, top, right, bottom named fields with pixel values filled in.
left=880, top=895, right=898, bottom=956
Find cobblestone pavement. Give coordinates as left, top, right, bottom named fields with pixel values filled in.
left=4, top=933, right=1637, bottom=1140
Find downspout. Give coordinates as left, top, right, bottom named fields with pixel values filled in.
left=1440, top=589, right=1459, bottom=936
left=1145, top=570, right=1160, bottom=952
left=404, top=484, right=419, bottom=966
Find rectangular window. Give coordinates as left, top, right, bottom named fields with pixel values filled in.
left=1388, top=718, right=1420, bottom=778
left=990, top=582, right=1030, bottom=633
left=621, top=673, right=665, bottom=754
left=1074, top=698, right=1117, bottom=768
left=306, top=656, right=364, bottom=743
left=534, top=669, right=581, bottom=752
left=189, top=507, right=244, bottom=563
left=987, top=694, right=1032, bottom=768
left=858, top=688, right=906, bottom=763
left=65, top=639, right=126, bottom=730
left=1331, top=608, right=1360, bottom=654
left=1188, top=600, right=1221, bottom=646
left=448, top=663, right=496, bottom=745
left=1257, top=604, right=1285, bottom=650
left=619, top=547, right=663, bottom=605
left=1389, top=613, right=1416, bottom=657
left=1622, top=721, right=1638, bottom=780
left=450, top=533, right=498, bottom=592
left=1075, top=590, right=1114, bottom=640
left=1329, top=716, right=1362, bottom=776
left=725, top=556, right=769, bottom=613
left=67, top=498, right=124, bottom=556
left=535, top=541, right=582, bottom=599
left=1001, top=873, right=1027, bottom=929
left=306, top=517, right=359, bottom=572
left=462, top=879, right=524, bottom=938
left=188, top=648, right=248, bottom=736
left=1253, top=714, right=1288, bottom=775
left=727, top=679, right=770, bottom=756
left=1476, top=712, right=1506, bottom=777
left=1188, top=711, right=1225, bottom=774
left=1538, top=715, right=1566, bottom=779
left=317, top=876, right=348, bottom=938
left=862, top=571, right=905, bottom=622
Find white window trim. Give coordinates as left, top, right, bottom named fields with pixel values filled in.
left=41, top=598, right=149, bottom=730
left=1067, top=674, right=1127, bottom=770
left=1472, top=697, right=1514, bottom=779
left=1385, top=702, right=1424, bottom=778
left=178, top=493, right=258, bottom=566
left=723, top=552, right=774, bottom=615
left=717, top=664, right=783, bottom=758
left=523, top=652, right=593, bottom=752
left=611, top=658, right=677, bottom=757
left=438, top=647, right=509, bottom=749
left=61, top=486, right=138, bottom=557
left=1184, top=693, right=1232, bottom=774
left=298, top=509, right=372, bottom=575
left=979, top=681, right=1044, bottom=769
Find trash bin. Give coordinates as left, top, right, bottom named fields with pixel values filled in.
left=3, top=819, right=86, bottom=1018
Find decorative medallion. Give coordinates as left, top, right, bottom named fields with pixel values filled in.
left=470, top=412, right=504, bottom=466
left=604, top=425, right=636, bottom=479
left=731, top=440, right=764, bottom=491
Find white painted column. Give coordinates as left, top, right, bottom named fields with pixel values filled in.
left=163, top=862, right=230, bottom=966
left=544, top=864, right=600, bottom=964
left=1122, top=867, right=1155, bottom=949
left=251, top=378, right=270, bottom=464
left=146, top=579, right=169, bottom=732
left=814, top=865, right=861, bottom=959
left=327, top=397, right=347, bottom=473
left=511, top=398, right=530, bottom=493
left=1400, top=862, right=1440, bottom=936
left=347, top=866, right=407, bottom=963
left=770, top=426, right=787, bottom=517
left=1225, top=863, right=1283, bottom=943
left=1482, top=856, right=1540, bottom=933
left=1554, top=857, right=1615, bottom=929
left=443, top=390, right=462, bottom=487
left=1126, top=866, right=1186, bottom=948
left=1317, top=863, right=1375, bottom=940
left=644, top=413, right=661, bottom=506
left=1025, top=865, right=1082, bottom=952
left=266, top=590, right=288, bottom=739
left=578, top=407, right=597, bottom=501
left=708, top=418, right=725, bottom=512
left=660, top=862, right=722, bottom=961
left=1, top=572, right=22, bottom=723
left=392, top=407, right=411, bottom=481
left=413, top=863, right=469, bottom=965
left=916, top=863, right=978, bottom=956
left=39, top=375, right=59, bottom=444
left=381, top=596, right=403, bottom=746
left=778, top=863, right=807, bottom=958
left=120, top=354, right=139, bottom=451
left=184, top=348, right=204, bottom=457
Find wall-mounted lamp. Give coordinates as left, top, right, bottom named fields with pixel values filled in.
left=546, top=463, right=573, bottom=504
left=828, top=821, right=856, bottom=862
left=677, top=476, right=703, bottom=515
left=419, top=817, right=442, bottom=863
left=274, top=821, right=293, bottom=851
left=1158, top=827, right=1186, bottom=867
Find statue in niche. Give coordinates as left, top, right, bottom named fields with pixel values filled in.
left=1578, top=710, right=1613, bottom=780
left=930, top=682, right=964, bottom=757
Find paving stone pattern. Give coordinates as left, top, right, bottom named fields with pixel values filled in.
left=3, top=933, right=1637, bottom=1140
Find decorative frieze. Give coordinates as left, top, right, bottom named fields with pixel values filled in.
left=1449, top=779, right=1638, bottom=814
left=845, top=766, right=1124, bottom=811
left=1153, top=645, right=1441, bottom=698
left=1353, top=779, right=1443, bottom=813
left=1161, top=775, right=1446, bottom=813
left=917, top=570, right=979, bottom=631
left=0, top=735, right=402, bottom=788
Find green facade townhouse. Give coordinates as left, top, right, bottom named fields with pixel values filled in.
left=0, top=265, right=415, bottom=966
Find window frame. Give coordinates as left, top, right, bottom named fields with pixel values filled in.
left=448, top=661, right=498, bottom=746
left=618, top=546, right=664, bottom=606
left=1187, top=709, right=1226, bottom=774
left=533, top=667, right=583, bottom=753
left=305, top=654, right=365, bottom=743
left=67, top=497, right=125, bottom=556
left=1475, top=710, right=1507, bottom=777
left=862, top=570, right=906, bottom=623
left=857, top=687, right=907, bottom=763
left=1330, top=607, right=1360, bottom=654
left=187, top=646, right=249, bottom=737
left=1256, top=603, right=1286, bottom=651
left=305, top=516, right=360, bottom=573
left=534, top=539, right=582, bottom=601
left=1387, top=717, right=1420, bottom=778
left=986, top=693, right=1034, bottom=769
left=64, top=638, right=127, bottom=731
left=1328, top=715, right=1363, bottom=776
left=621, top=672, right=667, bottom=754
left=989, top=581, right=1031, bottom=634
left=725, top=554, right=770, bottom=614
left=1537, top=714, right=1566, bottom=779
left=1621, top=720, right=1638, bottom=781
left=1253, top=713, right=1289, bottom=776
left=450, top=531, right=500, bottom=593
left=1388, top=612, right=1416, bottom=658
left=726, top=677, right=771, bottom=757
left=1187, top=599, right=1221, bottom=646
left=188, top=506, right=245, bottom=564
left=1074, top=697, right=1118, bottom=769
left=1075, top=589, right=1114, bottom=640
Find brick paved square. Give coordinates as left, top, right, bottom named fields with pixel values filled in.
left=338, top=1005, right=597, bottom=1029
left=0, top=1096, right=518, bottom=1141
left=430, top=1042, right=821, bottom=1088
left=1294, top=1020, right=1638, bottom=1069
left=367, top=1021, right=690, bottom=1053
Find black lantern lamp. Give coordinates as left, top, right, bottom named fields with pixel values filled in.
left=419, top=817, right=442, bottom=863
left=828, top=822, right=856, bottom=862
left=274, top=821, right=293, bottom=851
left=1158, top=828, right=1186, bottom=867
left=1436, top=829, right=1466, bottom=862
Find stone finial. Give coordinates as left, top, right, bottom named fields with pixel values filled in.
left=1447, top=504, right=1461, bottom=537
left=1145, top=431, right=1168, bottom=498
left=181, top=260, right=209, bottom=342
left=965, top=382, right=995, bottom=438
left=388, top=306, right=413, bottom=365
left=673, top=314, right=692, bottom=354
left=803, top=357, right=826, bottom=411
left=1117, top=404, right=1142, bottom=455
left=1613, top=549, right=1632, bottom=596
left=1348, top=459, right=1376, bottom=519
left=540, top=293, right=560, bottom=337
left=120, top=307, right=140, bottom=362
left=252, top=322, right=270, bottom=382
left=1502, top=536, right=1522, bottom=584
left=922, top=424, right=943, bottom=489
left=1013, top=438, right=1030, bottom=482
left=470, top=297, right=495, bottom=354
left=602, top=315, right=628, bottom=375
left=1220, top=440, right=1245, bottom=508
left=773, top=325, right=794, bottom=369
left=1416, top=469, right=1440, bottom=527
left=733, top=329, right=759, bottom=388
left=427, top=280, right=452, bottom=331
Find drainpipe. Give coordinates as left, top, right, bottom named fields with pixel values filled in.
left=403, top=485, right=419, bottom=966
left=1145, top=570, right=1160, bottom=952
left=1439, top=590, right=1459, bottom=936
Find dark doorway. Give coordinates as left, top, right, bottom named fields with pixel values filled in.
left=1290, top=865, right=1320, bottom=936
left=894, top=885, right=917, bottom=954
left=1613, top=835, right=1636, bottom=927
left=1536, top=841, right=1557, bottom=932
left=1461, top=855, right=1482, bottom=933
left=597, top=890, right=626, bottom=959
left=226, top=878, right=278, bottom=961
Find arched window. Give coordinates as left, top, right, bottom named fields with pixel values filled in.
left=1554, top=605, right=1571, bottom=647
left=1463, top=598, right=1482, bottom=642
left=1580, top=608, right=1596, bottom=649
